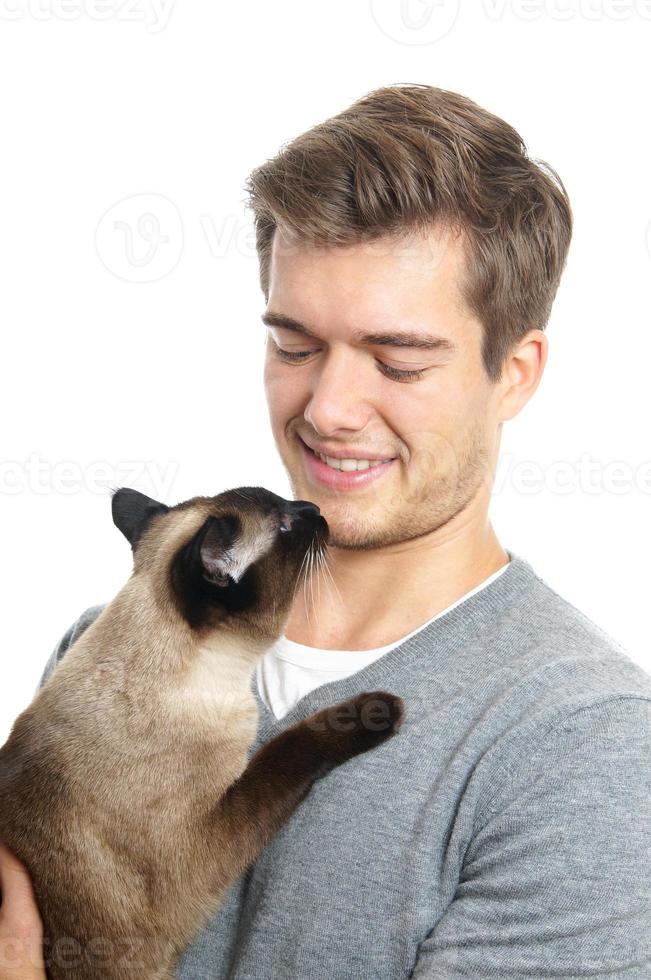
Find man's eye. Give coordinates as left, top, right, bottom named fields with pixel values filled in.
left=271, top=344, right=427, bottom=383
left=273, top=347, right=314, bottom=362
left=379, top=362, right=427, bottom=382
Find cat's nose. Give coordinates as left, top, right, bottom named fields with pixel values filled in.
left=279, top=500, right=321, bottom=532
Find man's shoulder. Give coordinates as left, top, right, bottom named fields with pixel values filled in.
left=503, top=555, right=651, bottom=704
left=461, top=558, right=651, bottom=826
left=59, top=603, right=107, bottom=661
left=36, top=603, right=108, bottom=692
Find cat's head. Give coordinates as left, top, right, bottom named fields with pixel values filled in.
left=111, top=485, right=328, bottom=641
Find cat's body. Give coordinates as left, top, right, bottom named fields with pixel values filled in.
left=0, top=487, right=404, bottom=979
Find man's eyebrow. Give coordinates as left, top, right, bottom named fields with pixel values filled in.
left=261, top=312, right=458, bottom=353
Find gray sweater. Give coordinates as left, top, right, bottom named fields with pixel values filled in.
left=37, top=551, right=651, bottom=979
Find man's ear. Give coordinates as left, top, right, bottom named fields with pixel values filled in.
left=111, top=487, right=169, bottom=549
left=496, top=329, right=548, bottom=422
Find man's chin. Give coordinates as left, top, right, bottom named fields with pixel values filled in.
left=309, top=504, right=402, bottom=551
left=285, top=458, right=408, bottom=545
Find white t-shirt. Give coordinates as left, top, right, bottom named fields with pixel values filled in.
left=256, top=558, right=511, bottom=720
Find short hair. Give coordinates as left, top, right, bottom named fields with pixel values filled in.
left=243, top=83, right=573, bottom=382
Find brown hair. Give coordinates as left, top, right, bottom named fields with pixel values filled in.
left=243, top=83, right=573, bottom=382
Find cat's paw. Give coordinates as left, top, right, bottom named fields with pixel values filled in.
left=305, top=690, right=405, bottom=774
left=346, top=690, right=405, bottom=746
left=358, top=689, right=404, bottom=725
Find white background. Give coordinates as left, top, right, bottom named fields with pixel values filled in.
left=1, top=0, right=650, bottom=743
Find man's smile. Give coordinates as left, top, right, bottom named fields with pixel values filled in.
left=297, top=435, right=397, bottom=490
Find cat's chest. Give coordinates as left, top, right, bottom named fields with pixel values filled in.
left=167, top=641, right=260, bottom=739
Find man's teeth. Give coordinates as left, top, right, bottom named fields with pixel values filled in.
left=314, top=450, right=390, bottom=471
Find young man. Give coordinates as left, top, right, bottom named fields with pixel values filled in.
left=2, top=84, right=650, bottom=978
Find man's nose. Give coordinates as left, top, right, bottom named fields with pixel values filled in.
left=303, top=351, right=371, bottom=434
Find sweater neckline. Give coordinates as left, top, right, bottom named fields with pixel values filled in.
left=269, top=558, right=511, bottom=667
left=248, top=549, right=538, bottom=746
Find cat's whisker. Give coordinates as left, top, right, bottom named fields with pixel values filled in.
left=306, top=544, right=312, bottom=621
left=305, top=543, right=315, bottom=626
left=292, top=549, right=311, bottom=619
left=296, top=542, right=312, bottom=625
left=316, top=547, right=330, bottom=610
left=309, top=544, right=317, bottom=622
left=292, top=548, right=310, bottom=602
left=315, top=546, right=322, bottom=610
left=302, top=546, right=313, bottom=626
left=318, top=548, right=344, bottom=608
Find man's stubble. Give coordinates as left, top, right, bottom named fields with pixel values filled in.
left=283, top=418, right=493, bottom=552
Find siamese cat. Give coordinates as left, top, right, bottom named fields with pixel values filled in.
left=0, top=486, right=405, bottom=980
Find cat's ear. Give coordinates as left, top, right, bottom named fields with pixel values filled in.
left=111, top=487, right=169, bottom=549
left=169, top=513, right=243, bottom=627
left=195, top=515, right=239, bottom=588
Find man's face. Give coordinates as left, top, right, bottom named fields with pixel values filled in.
left=262, top=224, right=503, bottom=550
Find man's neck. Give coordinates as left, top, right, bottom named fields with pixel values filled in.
left=283, top=515, right=509, bottom=652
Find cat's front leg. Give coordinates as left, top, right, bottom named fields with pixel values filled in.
left=205, top=690, right=404, bottom=889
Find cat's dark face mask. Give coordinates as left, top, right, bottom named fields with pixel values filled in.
left=111, top=485, right=328, bottom=634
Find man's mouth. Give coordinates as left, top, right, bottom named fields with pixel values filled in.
left=298, top=437, right=397, bottom=489
left=299, top=437, right=395, bottom=471
left=308, top=450, right=388, bottom=472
